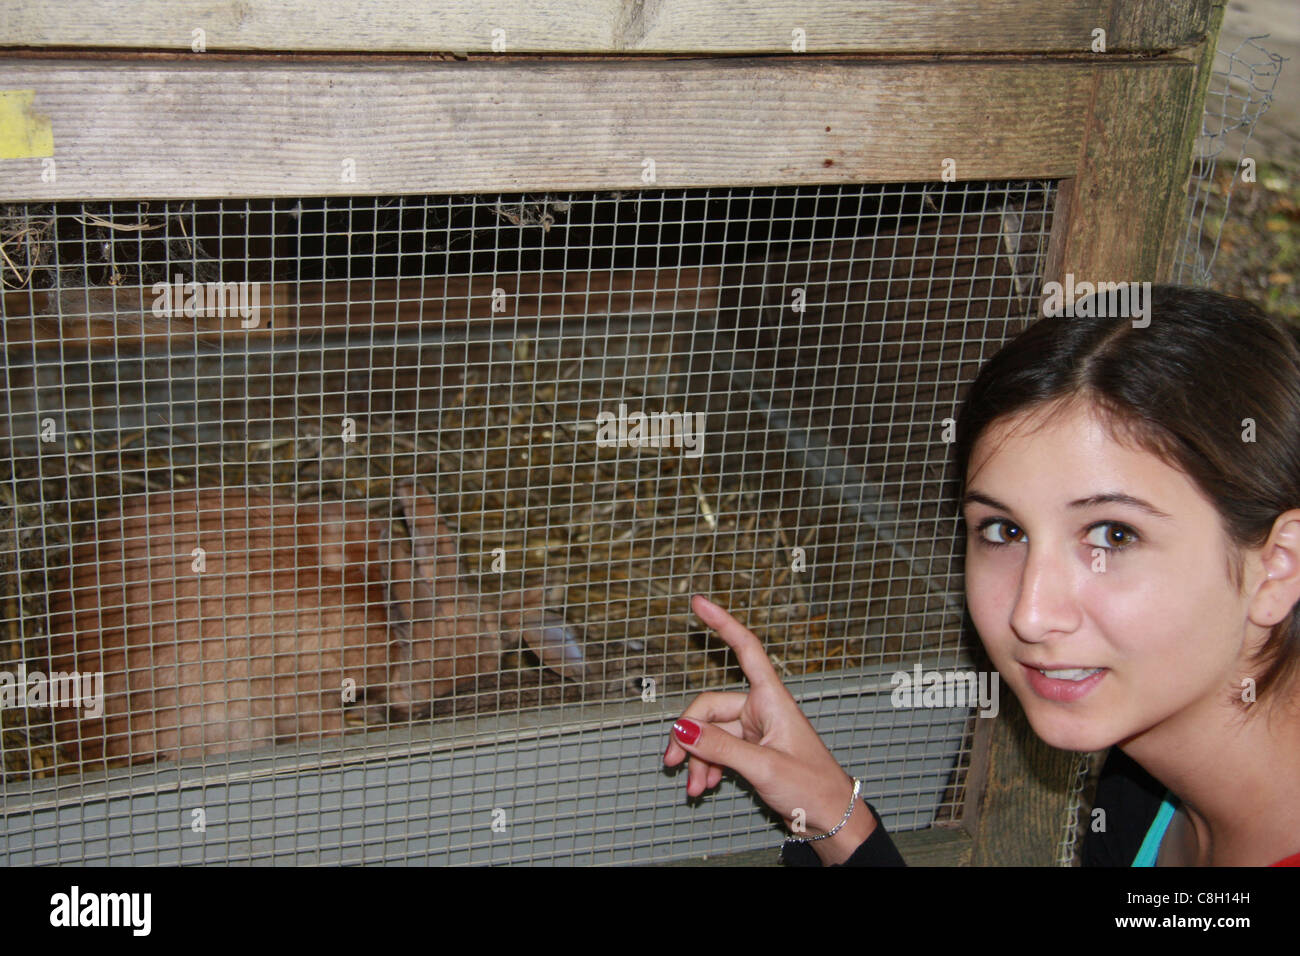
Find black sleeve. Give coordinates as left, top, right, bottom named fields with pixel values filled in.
left=779, top=799, right=906, bottom=866
left=782, top=749, right=1163, bottom=867
left=1081, top=747, right=1166, bottom=867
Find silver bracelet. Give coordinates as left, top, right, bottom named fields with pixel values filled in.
left=784, top=777, right=862, bottom=844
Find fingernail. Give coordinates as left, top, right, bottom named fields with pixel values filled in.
left=693, top=594, right=721, bottom=613
left=673, top=718, right=701, bottom=745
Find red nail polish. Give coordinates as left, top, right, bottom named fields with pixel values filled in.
left=673, top=718, right=701, bottom=745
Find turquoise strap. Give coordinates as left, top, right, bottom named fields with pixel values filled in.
left=1132, top=793, right=1177, bottom=867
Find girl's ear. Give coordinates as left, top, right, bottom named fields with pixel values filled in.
left=1249, top=509, right=1300, bottom=629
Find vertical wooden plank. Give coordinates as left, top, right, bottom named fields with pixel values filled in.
left=1108, top=0, right=1211, bottom=52
left=959, top=706, right=995, bottom=836
left=1044, top=61, right=1199, bottom=286
left=967, top=692, right=1081, bottom=865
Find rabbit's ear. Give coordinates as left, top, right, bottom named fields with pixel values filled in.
left=385, top=531, right=433, bottom=653
left=394, top=479, right=460, bottom=584
left=387, top=604, right=413, bottom=646
left=315, top=501, right=392, bottom=579
left=384, top=532, right=428, bottom=714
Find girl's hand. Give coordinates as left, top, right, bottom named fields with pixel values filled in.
left=663, top=594, right=876, bottom=863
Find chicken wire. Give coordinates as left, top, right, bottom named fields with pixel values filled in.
left=1173, top=32, right=1286, bottom=286
left=0, top=180, right=1057, bottom=864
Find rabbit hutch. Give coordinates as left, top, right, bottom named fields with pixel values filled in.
left=0, top=0, right=1223, bottom=865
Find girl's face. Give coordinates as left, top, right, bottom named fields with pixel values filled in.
left=963, top=399, right=1260, bottom=753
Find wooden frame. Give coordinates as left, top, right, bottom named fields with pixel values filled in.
left=0, top=0, right=1225, bottom=866
left=1, top=0, right=1208, bottom=54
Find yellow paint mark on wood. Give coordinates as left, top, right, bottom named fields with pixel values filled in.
left=0, top=91, right=54, bottom=159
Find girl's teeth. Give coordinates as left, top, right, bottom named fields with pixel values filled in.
left=1039, top=667, right=1103, bottom=681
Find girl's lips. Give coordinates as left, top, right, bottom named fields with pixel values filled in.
left=1020, top=662, right=1108, bottom=702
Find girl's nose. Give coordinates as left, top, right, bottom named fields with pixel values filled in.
left=1009, top=544, right=1084, bottom=643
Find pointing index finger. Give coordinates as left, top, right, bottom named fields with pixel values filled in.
left=690, top=594, right=781, bottom=690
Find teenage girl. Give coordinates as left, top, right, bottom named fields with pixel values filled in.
left=663, top=285, right=1300, bottom=866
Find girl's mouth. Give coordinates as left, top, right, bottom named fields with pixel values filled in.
left=1020, top=663, right=1108, bottom=701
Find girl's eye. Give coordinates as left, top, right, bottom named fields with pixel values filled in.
left=975, top=518, right=1024, bottom=546
left=1085, top=522, right=1139, bottom=550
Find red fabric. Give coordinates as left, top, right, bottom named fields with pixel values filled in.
left=1272, top=849, right=1300, bottom=867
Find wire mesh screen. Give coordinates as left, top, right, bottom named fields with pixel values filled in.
left=0, top=181, right=1056, bottom=864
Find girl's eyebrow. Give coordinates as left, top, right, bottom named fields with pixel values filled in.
left=962, top=490, right=1172, bottom=519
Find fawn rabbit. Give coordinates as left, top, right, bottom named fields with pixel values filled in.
left=47, top=479, right=585, bottom=765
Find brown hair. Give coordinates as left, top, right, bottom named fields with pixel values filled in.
left=952, top=285, right=1300, bottom=705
